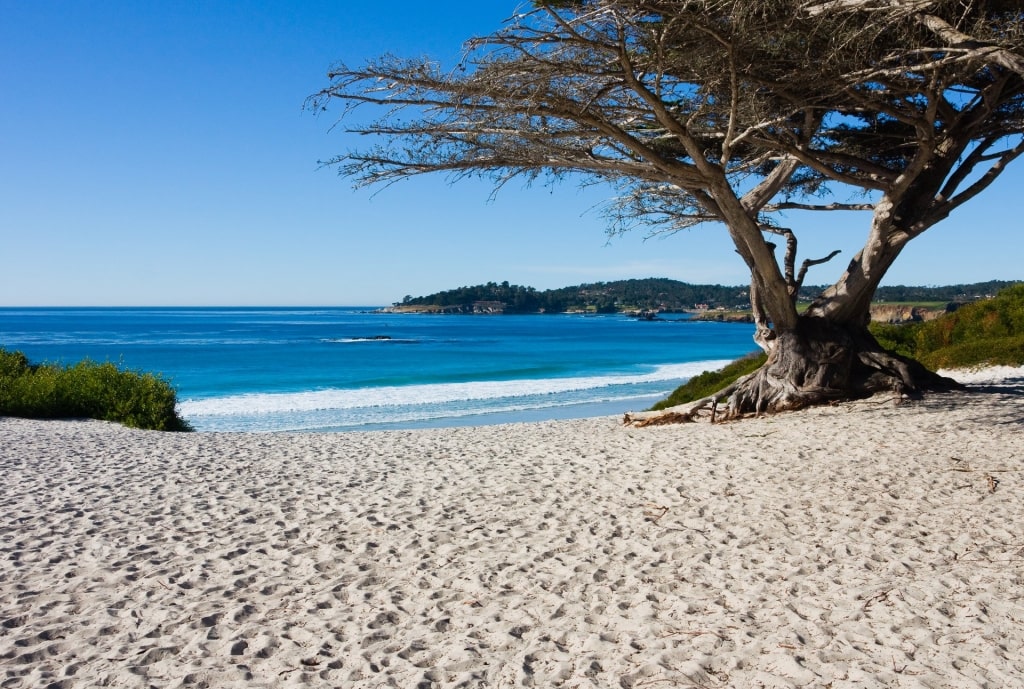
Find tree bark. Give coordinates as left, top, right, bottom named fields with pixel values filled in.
left=805, top=196, right=908, bottom=323
left=625, top=316, right=959, bottom=426
left=729, top=317, right=955, bottom=412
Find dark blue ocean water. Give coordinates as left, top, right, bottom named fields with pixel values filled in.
left=0, top=307, right=757, bottom=432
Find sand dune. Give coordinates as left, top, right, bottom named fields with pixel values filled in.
left=2, top=372, right=1023, bottom=688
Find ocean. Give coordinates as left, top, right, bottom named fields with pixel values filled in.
left=0, top=307, right=757, bottom=432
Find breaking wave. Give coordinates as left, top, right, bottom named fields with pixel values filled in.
left=179, top=360, right=732, bottom=432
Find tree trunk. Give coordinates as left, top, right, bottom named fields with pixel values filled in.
left=726, top=316, right=958, bottom=414
left=625, top=315, right=959, bottom=426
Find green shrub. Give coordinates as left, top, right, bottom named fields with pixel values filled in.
left=869, top=321, right=924, bottom=359
left=649, top=352, right=767, bottom=411
left=0, top=349, right=30, bottom=378
left=0, top=348, right=192, bottom=431
left=917, top=335, right=1024, bottom=370
left=871, top=283, right=1024, bottom=369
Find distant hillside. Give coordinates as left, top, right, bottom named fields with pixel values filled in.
left=871, top=283, right=1024, bottom=369
left=385, top=279, right=1021, bottom=315
left=389, top=278, right=750, bottom=314
left=870, top=281, right=1015, bottom=303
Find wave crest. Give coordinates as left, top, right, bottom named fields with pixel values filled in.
left=180, top=360, right=731, bottom=421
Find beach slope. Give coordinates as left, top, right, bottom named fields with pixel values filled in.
left=2, top=373, right=1023, bottom=688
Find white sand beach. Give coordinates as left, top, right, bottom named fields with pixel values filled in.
left=2, top=369, right=1023, bottom=688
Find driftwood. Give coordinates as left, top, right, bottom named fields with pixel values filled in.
left=624, top=375, right=753, bottom=426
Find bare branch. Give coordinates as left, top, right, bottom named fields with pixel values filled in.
left=796, top=250, right=843, bottom=292
left=913, top=10, right=1024, bottom=78
left=763, top=202, right=875, bottom=212
left=764, top=138, right=894, bottom=190
left=940, top=139, right=1024, bottom=221
left=761, top=225, right=799, bottom=292
left=936, top=135, right=1003, bottom=203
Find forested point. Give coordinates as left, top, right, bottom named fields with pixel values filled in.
left=386, top=278, right=1020, bottom=315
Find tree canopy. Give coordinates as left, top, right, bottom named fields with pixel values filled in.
left=312, top=0, right=1024, bottom=419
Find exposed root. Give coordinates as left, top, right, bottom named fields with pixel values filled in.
left=625, top=318, right=962, bottom=427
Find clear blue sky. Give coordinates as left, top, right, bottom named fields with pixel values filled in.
left=2, top=2, right=1021, bottom=306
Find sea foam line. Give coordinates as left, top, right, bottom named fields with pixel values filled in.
left=179, top=360, right=732, bottom=418
left=189, top=391, right=664, bottom=433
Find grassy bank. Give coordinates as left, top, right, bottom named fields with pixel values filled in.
left=649, top=352, right=767, bottom=411
left=871, top=283, right=1024, bottom=369
left=0, top=348, right=192, bottom=431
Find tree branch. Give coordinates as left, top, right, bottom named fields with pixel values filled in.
left=940, top=139, right=1024, bottom=221
left=913, top=11, right=1024, bottom=78
left=761, top=225, right=799, bottom=292
left=796, top=250, right=842, bottom=292
left=763, top=202, right=875, bottom=212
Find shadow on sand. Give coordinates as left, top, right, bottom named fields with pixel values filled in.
left=913, top=377, right=1024, bottom=427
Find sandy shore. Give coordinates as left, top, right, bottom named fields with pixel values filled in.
left=2, top=371, right=1023, bottom=688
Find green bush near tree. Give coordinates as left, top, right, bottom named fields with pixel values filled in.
left=0, top=348, right=192, bottom=431
left=649, top=352, right=768, bottom=410
left=870, top=283, right=1024, bottom=369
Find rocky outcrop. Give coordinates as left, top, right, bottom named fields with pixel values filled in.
left=869, top=303, right=955, bottom=323
left=379, top=301, right=508, bottom=314
left=688, top=311, right=755, bottom=323
left=381, top=302, right=958, bottom=322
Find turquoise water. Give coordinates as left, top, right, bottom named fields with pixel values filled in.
left=0, top=307, right=757, bottom=432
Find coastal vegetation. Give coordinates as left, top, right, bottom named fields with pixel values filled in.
left=395, top=278, right=749, bottom=313
left=391, top=278, right=1015, bottom=316
left=0, top=348, right=192, bottom=431
left=313, top=1, right=1024, bottom=420
left=871, top=283, right=1024, bottom=370
left=649, top=353, right=768, bottom=411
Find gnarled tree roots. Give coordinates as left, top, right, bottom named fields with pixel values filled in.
left=624, top=318, right=960, bottom=426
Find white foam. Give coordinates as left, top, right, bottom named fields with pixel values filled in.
left=321, top=337, right=419, bottom=344
left=179, top=360, right=732, bottom=418
left=194, top=393, right=661, bottom=433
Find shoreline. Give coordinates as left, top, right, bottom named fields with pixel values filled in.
left=2, top=372, right=1023, bottom=687
left=181, top=365, right=1024, bottom=433
left=250, top=395, right=670, bottom=434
